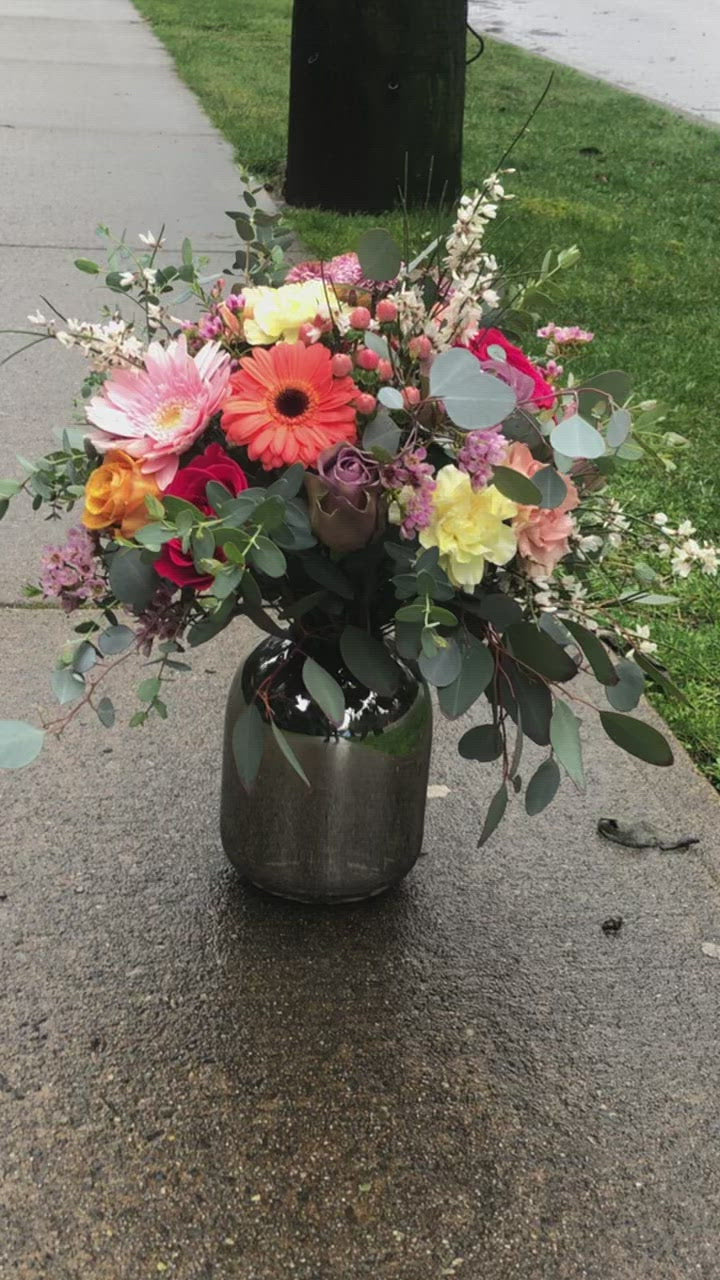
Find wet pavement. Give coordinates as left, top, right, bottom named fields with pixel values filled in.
left=1, top=1, right=720, bottom=1276
left=469, top=0, right=720, bottom=123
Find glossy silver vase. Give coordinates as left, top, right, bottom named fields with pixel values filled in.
left=220, top=636, right=433, bottom=903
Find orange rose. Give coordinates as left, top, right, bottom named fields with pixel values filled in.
left=82, top=451, right=159, bottom=538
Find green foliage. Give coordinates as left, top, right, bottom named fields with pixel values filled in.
left=302, top=657, right=345, bottom=727
left=232, top=701, right=265, bottom=790
left=0, top=720, right=45, bottom=769
left=525, top=758, right=561, bottom=815
left=430, top=348, right=516, bottom=430
left=340, top=626, right=401, bottom=697
left=550, top=698, right=585, bottom=789
left=599, top=711, right=673, bottom=766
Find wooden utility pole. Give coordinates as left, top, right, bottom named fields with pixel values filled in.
left=285, top=0, right=468, bottom=214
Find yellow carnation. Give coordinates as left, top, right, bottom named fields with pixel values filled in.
left=419, top=464, right=518, bottom=589
left=242, top=282, right=334, bottom=345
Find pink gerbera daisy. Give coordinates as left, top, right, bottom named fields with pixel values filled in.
left=86, top=336, right=231, bottom=490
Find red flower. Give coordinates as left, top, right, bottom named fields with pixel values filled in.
left=468, top=327, right=556, bottom=411
left=154, top=443, right=248, bottom=590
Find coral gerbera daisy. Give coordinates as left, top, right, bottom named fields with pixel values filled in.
left=221, top=342, right=358, bottom=470
left=86, top=335, right=231, bottom=490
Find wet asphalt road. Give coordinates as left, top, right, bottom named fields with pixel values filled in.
left=469, top=0, right=720, bottom=122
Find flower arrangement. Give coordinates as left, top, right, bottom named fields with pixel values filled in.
left=0, top=179, right=716, bottom=843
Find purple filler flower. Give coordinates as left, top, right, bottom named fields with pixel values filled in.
left=457, top=427, right=508, bottom=491
left=39, top=527, right=105, bottom=612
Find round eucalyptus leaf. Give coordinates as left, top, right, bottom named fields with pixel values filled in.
left=606, top=407, right=632, bottom=448
left=551, top=413, right=606, bottom=460
left=532, top=466, right=568, bottom=510
left=419, top=638, right=462, bottom=688
left=377, top=387, right=404, bottom=411
left=430, top=348, right=516, bottom=430
left=606, top=658, right=645, bottom=711
left=0, top=720, right=45, bottom=770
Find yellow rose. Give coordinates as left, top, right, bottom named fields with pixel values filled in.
left=82, top=451, right=159, bottom=538
left=419, top=464, right=518, bottom=589
left=242, top=282, right=335, bottom=344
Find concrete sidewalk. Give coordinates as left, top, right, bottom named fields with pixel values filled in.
left=1, top=3, right=720, bottom=1278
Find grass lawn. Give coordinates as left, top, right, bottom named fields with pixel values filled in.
left=134, top=0, right=720, bottom=781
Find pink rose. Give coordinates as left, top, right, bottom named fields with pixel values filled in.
left=468, top=327, right=556, bottom=411
left=506, top=443, right=579, bottom=578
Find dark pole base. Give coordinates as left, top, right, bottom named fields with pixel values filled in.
left=285, top=0, right=468, bottom=215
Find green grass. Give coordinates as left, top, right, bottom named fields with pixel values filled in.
left=134, top=0, right=720, bottom=781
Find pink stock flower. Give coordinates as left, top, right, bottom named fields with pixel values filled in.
left=506, top=443, right=580, bottom=578
left=86, top=335, right=231, bottom=490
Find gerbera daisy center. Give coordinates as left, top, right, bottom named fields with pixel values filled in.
left=274, top=386, right=310, bottom=419
left=153, top=402, right=188, bottom=434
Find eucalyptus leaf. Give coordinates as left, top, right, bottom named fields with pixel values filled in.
left=52, top=667, right=85, bottom=705
left=477, top=783, right=508, bottom=847
left=97, top=696, right=116, bottom=729
left=606, top=658, right=645, bottom=711
left=562, top=620, right=617, bottom=685
left=492, top=465, right=542, bottom=506
left=0, top=720, right=45, bottom=769
left=364, top=331, right=391, bottom=359
left=463, top=594, right=522, bottom=631
left=108, top=547, right=158, bottom=610
left=607, top=407, right=632, bottom=448
left=550, top=699, right=584, bottom=788
left=551, top=413, right=606, bottom=460
left=363, top=410, right=401, bottom=454
left=418, top=638, right=462, bottom=688
left=232, top=701, right=265, bottom=791
left=302, top=657, right=346, bottom=727
left=599, top=712, right=673, bottom=766
left=506, top=623, right=577, bottom=683
left=430, top=348, right=516, bottom=430
left=268, top=463, right=305, bottom=499
left=500, top=664, right=553, bottom=746
left=578, top=371, right=632, bottom=418
left=72, top=641, right=97, bottom=675
left=532, top=466, right=568, bottom=510
left=357, top=228, right=402, bottom=282
left=304, top=556, right=354, bottom=600
left=525, top=758, right=561, bottom=816
left=458, top=724, right=503, bottom=761
left=271, top=721, right=311, bottom=787
left=395, top=620, right=422, bottom=661
left=98, top=624, right=135, bottom=656
left=340, top=626, right=401, bottom=697
left=249, top=537, right=286, bottom=579
left=438, top=637, right=494, bottom=719
left=377, top=387, right=404, bottom=411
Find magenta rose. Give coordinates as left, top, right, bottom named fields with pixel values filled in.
left=155, top=443, right=248, bottom=589
left=468, top=327, right=556, bottom=411
left=305, top=444, right=384, bottom=553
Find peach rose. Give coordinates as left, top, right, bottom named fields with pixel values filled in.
left=506, top=443, right=579, bottom=578
left=82, top=451, right=160, bottom=538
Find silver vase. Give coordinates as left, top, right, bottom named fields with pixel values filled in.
left=220, top=636, right=433, bottom=903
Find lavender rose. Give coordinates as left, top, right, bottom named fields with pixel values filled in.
left=305, top=444, right=384, bottom=553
